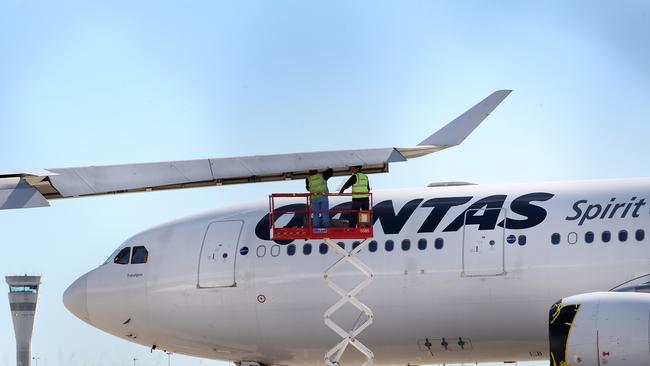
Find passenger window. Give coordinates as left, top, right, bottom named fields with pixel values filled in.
left=418, top=238, right=427, bottom=250
left=551, top=233, right=561, bottom=245
left=369, top=240, right=378, bottom=252
left=257, top=245, right=267, bottom=257
left=401, top=239, right=411, bottom=251
left=585, top=231, right=594, bottom=243
left=636, top=229, right=645, bottom=241
left=303, top=243, right=312, bottom=255
left=338, top=242, right=345, bottom=250
left=240, top=246, right=250, bottom=256
left=319, top=243, right=328, bottom=254
left=434, top=238, right=444, bottom=250
left=287, top=244, right=296, bottom=256
left=114, top=247, right=131, bottom=265
left=602, top=231, right=611, bottom=243
left=270, top=245, right=280, bottom=257
left=131, top=246, right=149, bottom=264
left=567, top=232, right=577, bottom=245
left=518, top=235, right=527, bottom=246
left=619, top=230, right=628, bottom=242
left=385, top=240, right=394, bottom=252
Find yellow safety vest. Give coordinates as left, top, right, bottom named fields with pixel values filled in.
left=308, top=173, right=328, bottom=197
left=352, top=172, right=369, bottom=198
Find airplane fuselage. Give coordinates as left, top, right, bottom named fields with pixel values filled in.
left=64, top=178, right=650, bottom=365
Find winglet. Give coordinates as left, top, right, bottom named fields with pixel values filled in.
left=417, top=90, right=512, bottom=147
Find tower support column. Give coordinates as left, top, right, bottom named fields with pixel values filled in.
left=6, top=275, right=41, bottom=366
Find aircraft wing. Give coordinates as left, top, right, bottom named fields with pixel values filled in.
left=0, top=90, right=511, bottom=209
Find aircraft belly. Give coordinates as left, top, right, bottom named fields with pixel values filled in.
left=248, top=270, right=549, bottom=365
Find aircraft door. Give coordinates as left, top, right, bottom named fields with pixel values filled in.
left=462, top=208, right=506, bottom=276
left=198, top=220, right=243, bottom=288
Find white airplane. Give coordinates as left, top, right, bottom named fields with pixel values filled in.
left=3, top=90, right=650, bottom=366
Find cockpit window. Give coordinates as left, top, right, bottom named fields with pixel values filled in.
left=114, top=247, right=131, bottom=265
left=131, top=246, right=149, bottom=264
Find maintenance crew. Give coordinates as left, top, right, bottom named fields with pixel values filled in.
left=339, top=165, right=370, bottom=228
left=306, top=168, right=334, bottom=228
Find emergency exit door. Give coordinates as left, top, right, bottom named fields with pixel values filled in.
left=198, top=220, right=243, bottom=287
left=462, top=209, right=506, bottom=276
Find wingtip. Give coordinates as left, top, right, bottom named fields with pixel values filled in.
left=417, top=90, right=511, bottom=147
left=493, top=89, right=513, bottom=98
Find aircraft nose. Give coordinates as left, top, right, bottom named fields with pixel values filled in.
left=63, top=273, right=90, bottom=322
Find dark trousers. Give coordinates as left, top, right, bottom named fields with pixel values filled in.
left=349, top=197, right=370, bottom=227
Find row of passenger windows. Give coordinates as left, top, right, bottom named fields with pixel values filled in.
left=551, top=229, right=645, bottom=245
left=239, top=228, right=647, bottom=258
left=111, top=246, right=149, bottom=265
left=240, top=238, right=445, bottom=258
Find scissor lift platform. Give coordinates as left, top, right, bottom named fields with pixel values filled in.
left=268, top=192, right=375, bottom=366
left=268, top=193, right=373, bottom=241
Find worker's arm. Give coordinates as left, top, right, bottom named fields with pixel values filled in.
left=339, top=175, right=357, bottom=194
left=323, top=168, right=334, bottom=180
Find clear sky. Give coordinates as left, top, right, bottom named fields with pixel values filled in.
left=1, top=1, right=649, bottom=365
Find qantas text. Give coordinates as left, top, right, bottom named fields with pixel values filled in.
left=256, top=192, right=554, bottom=243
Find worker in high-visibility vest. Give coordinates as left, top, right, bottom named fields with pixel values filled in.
left=306, top=168, right=333, bottom=228
left=339, top=165, right=370, bottom=228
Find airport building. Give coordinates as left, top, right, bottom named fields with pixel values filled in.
left=6, top=275, right=41, bottom=366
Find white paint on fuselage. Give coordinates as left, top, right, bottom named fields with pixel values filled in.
left=67, top=178, right=650, bottom=365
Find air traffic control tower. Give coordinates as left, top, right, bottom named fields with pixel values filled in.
left=6, top=275, right=41, bottom=366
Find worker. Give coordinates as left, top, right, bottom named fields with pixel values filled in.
left=339, top=165, right=370, bottom=227
left=306, top=168, right=334, bottom=228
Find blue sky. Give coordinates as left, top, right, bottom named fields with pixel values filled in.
left=1, top=1, right=649, bottom=365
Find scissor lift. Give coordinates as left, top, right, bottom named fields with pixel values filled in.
left=269, top=193, right=375, bottom=366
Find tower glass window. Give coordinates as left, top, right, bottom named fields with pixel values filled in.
left=9, top=285, right=38, bottom=293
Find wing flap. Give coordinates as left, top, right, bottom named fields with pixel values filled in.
left=49, top=159, right=214, bottom=197
left=0, top=178, right=50, bottom=209
left=209, top=147, right=405, bottom=179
